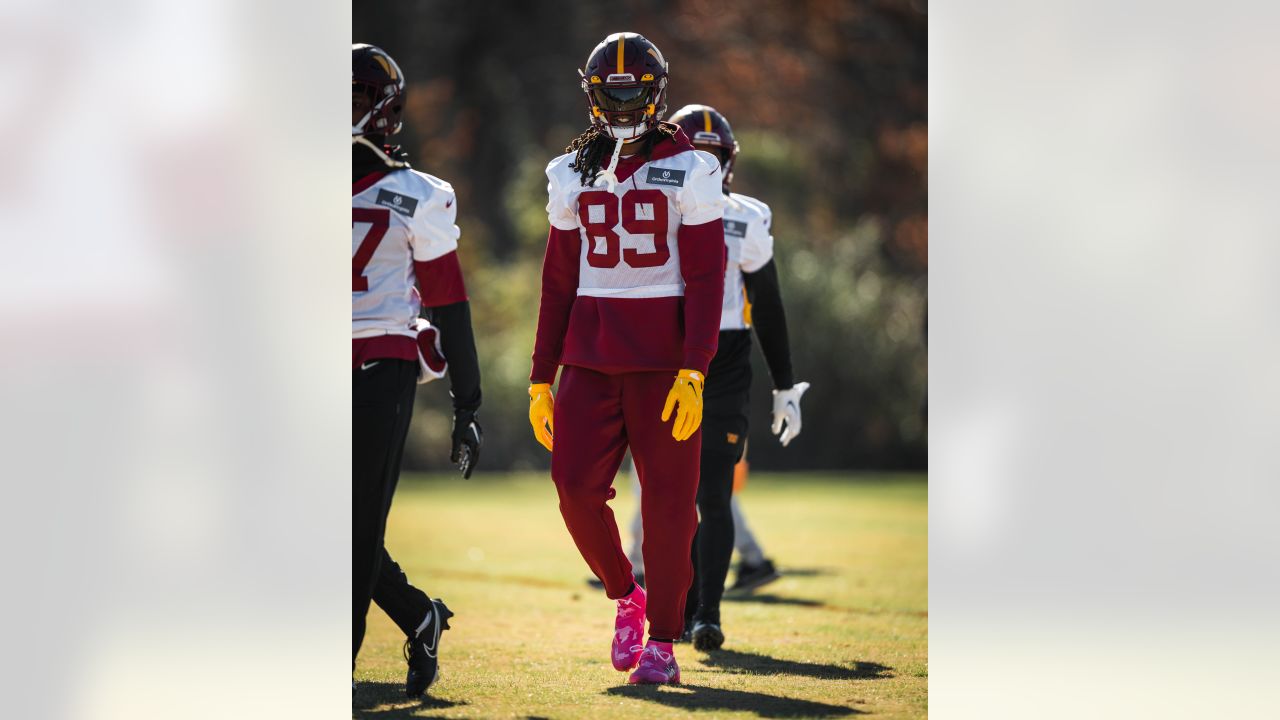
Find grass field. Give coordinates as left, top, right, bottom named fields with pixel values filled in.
left=354, top=471, right=927, bottom=719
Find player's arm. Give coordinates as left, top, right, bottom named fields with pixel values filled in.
left=529, top=226, right=580, bottom=386
left=739, top=206, right=794, bottom=390
left=413, top=185, right=483, bottom=475
left=527, top=166, right=582, bottom=451
left=530, top=165, right=583, bottom=386
left=675, top=160, right=727, bottom=375
left=742, top=259, right=793, bottom=388
left=662, top=159, right=726, bottom=441
left=740, top=208, right=808, bottom=446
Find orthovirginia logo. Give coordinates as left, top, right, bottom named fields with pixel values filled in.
left=646, top=167, right=685, bottom=187
left=375, top=189, right=418, bottom=217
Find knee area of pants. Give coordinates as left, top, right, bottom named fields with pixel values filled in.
left=557, top=492, right=608, bottom=518
left=696, top=486, right=735, bottom=507
left=701, top=502, right=732, bottom=517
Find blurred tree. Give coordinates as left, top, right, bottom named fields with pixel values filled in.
left=354, top=0, right=927, bottom=471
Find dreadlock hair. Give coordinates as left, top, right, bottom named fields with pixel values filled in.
left=566, top=121, right=679, bottom=187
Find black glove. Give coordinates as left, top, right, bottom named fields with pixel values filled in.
left=451, top=409, right=482, bottom=479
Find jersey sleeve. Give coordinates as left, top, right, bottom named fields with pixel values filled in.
left=739, top=203, right=775, bottom=273
left=410, top=182, right=461, bottom=262
left=677, top=155, right=725, bottom=226
left=545, top=159, right=580, bottom=231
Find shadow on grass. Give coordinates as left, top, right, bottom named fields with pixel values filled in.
left=778, top=566, right=837, bottom=578
left=699, top=649, right=893, bottom=681
left=607, top=683, right=862, bottom=718
left=353, top=681, right=468, bottom=718
left=722, top=593, right=927, bottom=619
left=723, top=592, right=826, bottom=608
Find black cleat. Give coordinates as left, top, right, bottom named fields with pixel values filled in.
left=691, top=621, right=724, bottom=651
left=727, top=559, right=781, bottom=595
left=404, top=599, right=453, bottom=697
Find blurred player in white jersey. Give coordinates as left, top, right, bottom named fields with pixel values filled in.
left=668, top=104, right=809, bottom=651
left=352, top=44, right=483, bottom=697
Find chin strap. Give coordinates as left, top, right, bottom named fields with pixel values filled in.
left=594, top=135, right=627, bottom=193
left=352, top=135, right=409, bottom=169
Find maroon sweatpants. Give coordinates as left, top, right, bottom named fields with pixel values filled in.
left=551, top=364, right=701, bottom=640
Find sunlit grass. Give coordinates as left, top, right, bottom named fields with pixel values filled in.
left=355, top=471, right=926, bottom=719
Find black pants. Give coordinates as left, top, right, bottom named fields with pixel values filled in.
left=685, top=331, right=752, bottom=627
left=353, top=359, right=433, bottom=660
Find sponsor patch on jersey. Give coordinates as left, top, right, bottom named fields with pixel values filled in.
left=375, top=189, right=419, bottom=217
left=723, top=219, right=748, bottom=237
left=645, top=166, right=686, bottom=187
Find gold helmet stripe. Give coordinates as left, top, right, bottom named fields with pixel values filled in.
left=703, top=110, right=712, bottom=133
left=372, top=54, right=397, bottom=80
left=616, top=37, right=625, bottom=74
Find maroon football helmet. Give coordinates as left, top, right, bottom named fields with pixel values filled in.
left=670, top=104, right=739, bottom=192
left=352, top=43, right=406, bottom=138
left=580, top=32, right=669, bottom=140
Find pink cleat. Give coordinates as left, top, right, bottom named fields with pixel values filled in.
left=628, top=640, right=680, bottom=684
left=611, top=583, right=647, bottom=671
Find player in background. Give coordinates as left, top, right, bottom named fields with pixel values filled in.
left=725, top=457, right=782, bottom=594
left=669, top=104, right=809, bottom=650
left=526, top=33, right=725, bottom=685
left=352, top=44, right=483, bottom=697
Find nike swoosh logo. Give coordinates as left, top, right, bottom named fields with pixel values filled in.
left=361, top=361, right=380, bottom=370
left=445, top=199, right=454, bottom=208
left=418, top=609, right=439, bottom=658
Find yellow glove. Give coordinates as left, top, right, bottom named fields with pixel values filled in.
left=660, top=369, right=705, bottom=441
left=528, top=383, right=555, bottom=452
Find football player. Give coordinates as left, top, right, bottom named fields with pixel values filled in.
left=526, top=33, right=726, bottom=685
left=669, top=104, right=809, bottom=650
left=352, top=43, right=483, bottom=697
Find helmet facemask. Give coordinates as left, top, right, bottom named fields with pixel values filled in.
left=580, top=69, right=667, bottom=140
left=351, top=78, right=404, bottom=138
left=351, top=44, right=406, bottom=139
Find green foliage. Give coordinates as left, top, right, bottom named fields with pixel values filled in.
left=359, top=0, right=927, bottom=471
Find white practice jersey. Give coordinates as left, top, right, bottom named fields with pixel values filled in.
left=352, top=168, right=460, bottom=339
left=720, top=192, right=775, bottom=330
left=545, top=147, right=724, bottom=298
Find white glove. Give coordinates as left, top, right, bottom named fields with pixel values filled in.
left=771, top=381, right=810, bottom=447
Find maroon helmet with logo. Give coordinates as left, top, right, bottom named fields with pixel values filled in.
left=352, top=43, right=406, bottom=138
left=670, top=104, right=739, bottom=192
left=580, top=32, right=669, bottom=140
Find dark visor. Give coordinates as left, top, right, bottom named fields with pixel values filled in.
left=592, top=86, right=652, bottom=112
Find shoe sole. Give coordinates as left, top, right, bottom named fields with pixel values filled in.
left=726, top=570, right=782, bottom=596
left=628, top=671, right=680, bottom=684
left=406, top=666, right=439, bottom=698
left=692, top=625, right=725, bottom=652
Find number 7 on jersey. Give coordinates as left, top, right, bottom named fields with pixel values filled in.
left=352, top=208, right=390, bottom=292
